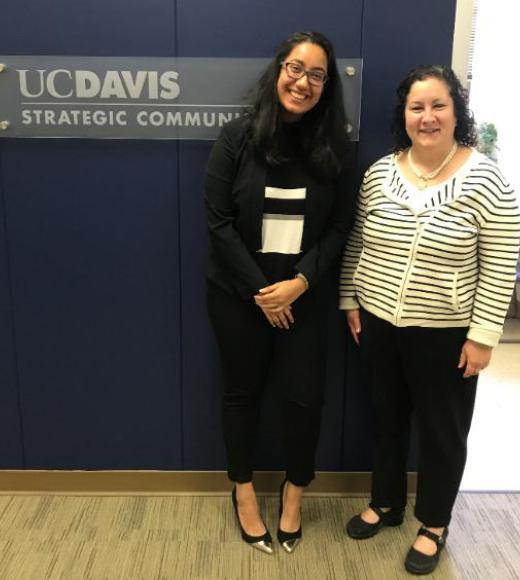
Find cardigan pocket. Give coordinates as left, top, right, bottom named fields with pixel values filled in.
left=409, top=267, right=461, bottom=313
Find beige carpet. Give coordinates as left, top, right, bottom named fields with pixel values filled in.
left=0, top=493, right=519, bottom=579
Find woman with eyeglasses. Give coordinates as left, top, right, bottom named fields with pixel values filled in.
left=340, top=65, right=520, bottom=574
left=205, top=31, right=355, bottom=554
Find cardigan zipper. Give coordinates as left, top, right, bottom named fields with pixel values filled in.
left=395, top=220, right=423, bottom=324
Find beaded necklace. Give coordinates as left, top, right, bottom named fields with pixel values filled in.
left=407, top=142, right=458, bottom=190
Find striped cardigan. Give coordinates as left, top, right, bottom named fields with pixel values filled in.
left=339, top=150, right=520, bottom=347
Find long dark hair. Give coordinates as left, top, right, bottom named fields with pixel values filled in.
left=391, top=65, right=478, bottom=152
left=246, top=31, right=348, bottom=180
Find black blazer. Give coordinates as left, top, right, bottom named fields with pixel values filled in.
left=205, top=118, right=356, bottom=300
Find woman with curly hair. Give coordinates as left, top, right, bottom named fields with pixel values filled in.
left=340, top=65, right=520, bottom=574
left=205, top=32, right=355, bottom=554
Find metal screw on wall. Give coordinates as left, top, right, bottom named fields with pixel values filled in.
left=0, top=64, right=7, bottom=131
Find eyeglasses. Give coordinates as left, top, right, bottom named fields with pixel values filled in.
left=280, top=61, right=328, bottom=86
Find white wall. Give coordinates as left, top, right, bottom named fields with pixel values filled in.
left=468, top=1, right=520, bottom=192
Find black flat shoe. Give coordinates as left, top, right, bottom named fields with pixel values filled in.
left=231, top=487, right=273, bottom=554
left=405, top=526, right=449, bottom=575
left=346, top=504, right=404, bottom=539
left=277, top=479, right=302, bottom=553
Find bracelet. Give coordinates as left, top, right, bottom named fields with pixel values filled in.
left=295, top=273, right=309, bottom=290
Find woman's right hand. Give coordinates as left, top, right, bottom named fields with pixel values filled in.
left=345, top=309, right=361, bottom=345
left=261, top=305, right=294, bottom=329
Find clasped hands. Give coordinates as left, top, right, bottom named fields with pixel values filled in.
left=346, top=308, right=492, bottom=378
left=254, top=278, right=307, bottom=329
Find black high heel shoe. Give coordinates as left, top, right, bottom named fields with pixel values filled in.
left=231, top=487, right=273, bottom=554
left=277, top=479, right=302, bottom=553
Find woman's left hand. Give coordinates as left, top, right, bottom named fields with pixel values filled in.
left=254, top=278, right=307, bottom=313
left=261, top=305, right=294, bottom=329
left=458, top=339, right=493, bottom=378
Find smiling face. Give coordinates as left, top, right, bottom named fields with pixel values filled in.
left=276, top=42, right=327, bottom=122
left=404, top=76, right=457, bottom=150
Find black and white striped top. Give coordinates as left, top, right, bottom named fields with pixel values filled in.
left=339, top=150, right=520, bottom=346
left=255, top=159, right=307, bottom=284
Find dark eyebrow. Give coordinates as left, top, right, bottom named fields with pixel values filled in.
left=408, top=97, right=447, bottom=105
left=288, top=58, right=326, bottom=72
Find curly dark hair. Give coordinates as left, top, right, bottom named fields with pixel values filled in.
left=245, top=31, right=348, bottom=180
left=391, top=65, right=477, bottom=152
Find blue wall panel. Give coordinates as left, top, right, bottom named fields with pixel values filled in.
left=1, top=140, right=182, bottom=468
left=3, top=0, right=176, bottom=56
left=0, top=153, right=24, bottom=468
left=357, top=0, right=457, bottom=171
left=177, top=0, right=363, bottom=471
left=176, top=0, right=362, bottom=57
left=176, top=141, right=226, bottom=469
left=1, top=0, right=183, bottom=469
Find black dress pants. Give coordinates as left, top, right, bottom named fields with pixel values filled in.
left=360, top=309, right=478, bottom=527
left=207, top=281, right=328, bottom=486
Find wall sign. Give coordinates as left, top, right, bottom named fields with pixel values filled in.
left=0, top=56, right=362, bottom=140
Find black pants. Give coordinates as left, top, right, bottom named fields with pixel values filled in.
left=207, top=281, right=328, bottom=486
left=360, top=309, right=478, bottom=527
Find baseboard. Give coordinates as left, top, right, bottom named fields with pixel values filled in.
left=0, top=470, right=418, bottom=496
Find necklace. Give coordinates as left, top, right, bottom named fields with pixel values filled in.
left=407, top=142, right=458, bottom=190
